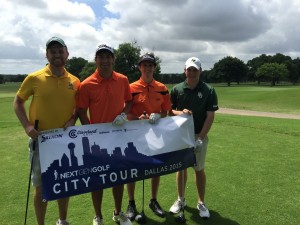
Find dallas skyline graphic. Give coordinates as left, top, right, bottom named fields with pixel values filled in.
left=44, top=136, right=153, bottom=177
left=41, top=136, right=195, bottom=201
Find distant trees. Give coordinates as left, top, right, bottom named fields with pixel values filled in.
left=65, top=57, right=88, bottom=78
left=256, top=63, right=288, bottom=86
left=213, top=56, right=248, bottom=86
left=114, top=42, right=141, bottom=83
left=0, top=75, right=4, bottom=84
left=247, top=53, right=300, bottom=85
left=78, top=62, right=96, bottom=81
left=160, top=73, right=185, bottom=84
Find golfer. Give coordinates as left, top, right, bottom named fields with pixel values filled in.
left=125, top=53, right=171, bottom=221
left=14, top=37, right=80, bottom=225
left=77, top=43, right=133, bottom=225
left=169, top=57, right=218, bottom=219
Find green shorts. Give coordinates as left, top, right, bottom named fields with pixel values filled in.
left=194, top=136, right=208, bottom=171
left=28, top=139, right=42, bottom=187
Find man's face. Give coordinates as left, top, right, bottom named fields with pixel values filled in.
left=95, top=51, right=114, bottom=70
left=139, top=61, right=155, bottom=77
left=46, top=43, right=69, bottom=67
left=185, top=66, right=201, bottom=82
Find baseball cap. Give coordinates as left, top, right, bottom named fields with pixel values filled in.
left=138, top=53, right=156, bottom=66
left=46, top=37, right=66, bottom=48
left=95, top=44, right=114, bottom=55
left=185, top=57, right=201, bottom=70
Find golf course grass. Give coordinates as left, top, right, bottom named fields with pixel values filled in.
left=0, top=83, right=299, bottom=225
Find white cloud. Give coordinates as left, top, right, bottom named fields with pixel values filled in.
left=1, top=0, right=300, bottom=74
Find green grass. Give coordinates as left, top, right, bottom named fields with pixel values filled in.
left=214, top=85, right=300, bottom=114
left=1, top=83, right=300, bottom=225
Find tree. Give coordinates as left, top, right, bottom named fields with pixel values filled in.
left=0, top=75, right=4, bottom=84
left=213, top=56, right=248, bottom=86
left=247, top=54, right=272, bottom=82
left=285, top=60, right=299, bottom=84
left=255, top=63, right=288, bottom=86
left=270, top=53, right=291, bottom=64
left=78, top=62, right=96, bottom=81
left=65, top=57, right=88, bottom=78
left=291, top=58, right=300, bottom=84
left=153, top=57, right=162, bottom=82
left=114, top=42, right=141, bottom=83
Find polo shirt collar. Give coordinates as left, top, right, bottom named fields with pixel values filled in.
left=139, top=78, right=155, bottom=87
left=44, top=65, right=69, bottom=78
left=95, top=69, right=118, bottom=82
left=183, top=80, right=203, bottom=90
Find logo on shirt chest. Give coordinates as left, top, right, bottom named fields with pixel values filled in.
left=197, top=92, right=203, bottom=99
left=68, top=82, right=74, bottom=90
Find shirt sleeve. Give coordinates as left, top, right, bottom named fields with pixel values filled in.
left=16, top=75, right=34, bottom=101
left=123, top=77, right=132, bottom=102
left=161, top=88, right=172, bottom=111
left=77, top=83, right=90, bottom=109
left=170, top=87, right=178, bottom=110
left=206, top=88, right=219, bottom=111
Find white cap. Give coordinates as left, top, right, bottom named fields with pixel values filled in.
left=95, top=43, right=114, bottom=55
left=185, top=57, right=201, bottom=70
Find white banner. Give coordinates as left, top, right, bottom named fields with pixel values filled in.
left=38, top=115, right=195, bottom=201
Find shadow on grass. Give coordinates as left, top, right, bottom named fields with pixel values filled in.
left=131, top=206, right=240, bottom=225
left=185, top=206, right=240, bottom=225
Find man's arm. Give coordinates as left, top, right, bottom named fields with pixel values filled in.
left=169, top=109, right=192, bottom=116
left=198, top=111, right=215, bottom=140
left=13, top=95, right=38, bottom=139
left=63, top=108, right=79, bottom=129
left=122, top=100, right=132, bottom=115
left=77, top=107, right=90, bottom=125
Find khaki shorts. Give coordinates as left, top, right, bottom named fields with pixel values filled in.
left=28, top=139, right=42, bottom=187
left=194, top=136, right=208, bottom=171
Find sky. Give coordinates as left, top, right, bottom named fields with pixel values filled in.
left=1, top=0, right=300, bottom=75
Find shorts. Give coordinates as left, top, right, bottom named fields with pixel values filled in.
left=193, top=136, right=208, bottom=171
left=28, top=138, right=42, bottom=187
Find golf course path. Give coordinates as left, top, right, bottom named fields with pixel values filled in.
left=217, top=108, right=300, bottom=120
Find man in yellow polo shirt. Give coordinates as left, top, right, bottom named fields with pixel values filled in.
left=14, top=37, right=80, bottom=225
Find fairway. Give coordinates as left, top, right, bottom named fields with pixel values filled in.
left=214, top=85, right=300, bottom=114
left=1, top=83, right=299, bottom=225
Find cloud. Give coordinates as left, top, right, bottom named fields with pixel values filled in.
left=1, top=0, right=300, bottom=74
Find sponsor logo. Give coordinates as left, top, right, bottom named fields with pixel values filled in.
left=41, top=134, right=63, bottom=143
left=68, top=129, right=98, bottom=139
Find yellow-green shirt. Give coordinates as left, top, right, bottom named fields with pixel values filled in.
left=17, top=65, right=80, bottom=131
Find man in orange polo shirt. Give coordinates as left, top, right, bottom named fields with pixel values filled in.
left=125, top=53, right=171, bottom=221
left=77, top=44, right=132, bottom=225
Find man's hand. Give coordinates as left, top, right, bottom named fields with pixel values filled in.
left=26, top=124, right=39, bottom=140
left=182, top=109, right=192, bottom=115
left=112, top=113, right=127, bottom=126
left=149, top=113, right=161, bottom=124
left=194, top=138, right=203, bottom=151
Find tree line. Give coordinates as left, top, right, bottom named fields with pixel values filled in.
left=1, top=42, right=300, bottom=86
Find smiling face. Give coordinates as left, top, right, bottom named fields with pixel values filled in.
left=139, top=61, right=155, bottom=83
left=95, top=50, right=115, bottom=73
left=46, top=42, right=69, bottom=68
